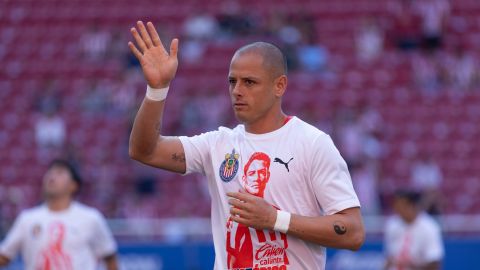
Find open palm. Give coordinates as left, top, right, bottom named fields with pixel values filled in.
left=128, top=21, right=178, bottom=89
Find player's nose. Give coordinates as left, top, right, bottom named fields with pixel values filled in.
left=231, top=82, right=243, bottom=97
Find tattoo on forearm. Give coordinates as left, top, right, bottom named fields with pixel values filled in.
left=333, top=221, right=347, bottom=235
left=171, top=153, right=185, bottom=163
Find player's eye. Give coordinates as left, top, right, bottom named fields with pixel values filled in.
left=228, top=79, right=236, bottom=85
left=245, top=79, right=255, bottom=85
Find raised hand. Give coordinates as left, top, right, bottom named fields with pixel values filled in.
left=128, top=21, right=179, bottom=89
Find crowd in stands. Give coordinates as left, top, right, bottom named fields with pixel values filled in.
left=1, top=0, right=479, bottom=237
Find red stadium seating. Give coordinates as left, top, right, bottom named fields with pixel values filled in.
left=1, top=0, right=479, bottom=221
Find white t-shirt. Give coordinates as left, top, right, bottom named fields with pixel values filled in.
left=179, top=116, right=360, bottom=270
left=0, top=202, right=117, bottom=270
left=384, top=213, right=444, bottom=270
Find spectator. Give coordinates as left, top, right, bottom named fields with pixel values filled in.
left=335, top=110, right=365, bottom=166
left=445, top=45, right=477, bottom=90
left=389, top=0, right=422, bottom=51
left=81, top=23, right=111, bottom=61
left=217, top=1, right=258, bottom=37
left=410, top=154, right=443, bottom=215
left=183, top=12, right=219, bottom=41
left=359, top=106, right=384, bottom=160
left=356, top=18, right=384, bottom=63
left=411, top=51, right=442, bottom=93
left=416, top=0, right=450, bottom=51
left=275, top=15, right=303, bottom=71
left=180, top=37, right=207, bottom=64
left=297, top=36, right=329, bottom=72
left=351, top=162, right=381, bottom=215
left=277, top=17, right=302, bottom=46
left=35, top=110, right=66, bottom=149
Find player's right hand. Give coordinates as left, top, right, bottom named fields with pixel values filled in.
left=128, top=21, right=179, bottom=89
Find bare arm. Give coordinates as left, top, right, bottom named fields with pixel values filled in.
left=127, top=21, right=185, bottom=173
left=0, top=254, right=10, bottom=266
left=288, top=207, right=364, bottom=250
left=227, top=191, right=365, bottom=250
left=103, top=254, right=119, bottom=270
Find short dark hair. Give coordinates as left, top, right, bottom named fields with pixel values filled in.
left=394, top=189, right=421, bottom=206
left=48, top=159, right=82, bottom=189
left=234, top=41, right=288, bottom=77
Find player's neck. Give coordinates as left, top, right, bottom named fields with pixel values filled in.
left=245, top=110, right=288, bottom=134
left=46, top=196, right=73, bottom=212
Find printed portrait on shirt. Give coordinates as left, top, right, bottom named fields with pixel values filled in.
left=36, top=222, right=73, bottom=270
left=241, top=152, right=271, bottom=198
left=226, top=152, right=289, bottom=270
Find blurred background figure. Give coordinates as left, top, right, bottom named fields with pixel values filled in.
left=81, top=23, right=112, bottom=62
left=416, top=0, right=450, bottom=52
left=389, top=0, right=422, bottom=52
left=445, top=45, right=478, bottom=90
left=34, top=109, right=66, bottom=163
left=0, top=160, right=118, bottom=270
left=356, top=17, right=384, bottom=63
left=410, top=153, right=443, bottom=216
left=384, top=190, right=444, bottom=270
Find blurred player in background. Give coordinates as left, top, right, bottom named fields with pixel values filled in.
left=128, top=21, right=364, bottom=269
left=384, top=190, right=444, bottom=270
left=0, top=159, right=118, bottom=270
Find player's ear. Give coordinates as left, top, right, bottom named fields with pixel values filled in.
left=273, top=75, right=287, bottom=97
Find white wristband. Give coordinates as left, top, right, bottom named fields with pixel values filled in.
left=274, top=210, right=291, bottom=234
left=146, top=85, right=169, bottom=101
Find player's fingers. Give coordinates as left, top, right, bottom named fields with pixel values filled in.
left=128, top=42, right=144, bottom=62
left=230, top=215, right=250, bottom=226
left=226, top=192, right=242, bottom=201
left=130, top=27, right=147, bottom=53
left=147, top=21, right=164, bottom=48
left=170, top=38, right=179, bottom=59
left=230, top=206, right=238, bottom=216
left=227, top=192, right=251, bottom=202
left=230, top=206, right=247, bottom=217
left=228, top=199, right=247, bottom=209
left=137, top=21, right=154, bottom=49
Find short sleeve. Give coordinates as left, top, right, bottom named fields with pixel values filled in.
left=310, top=135, right=360, bottom=215
left=179, top=130, right=219, bottom=175
left=422, top=221, right=444, bottom=263
left=0, top=212, right=26, bottom=259
left=90, top=212, right=117, bottom=258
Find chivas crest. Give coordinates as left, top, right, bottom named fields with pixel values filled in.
left=219, top=149, right=239, bottom=182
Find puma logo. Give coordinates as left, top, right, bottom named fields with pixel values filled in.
left=274, top=157, right=293, bottom=172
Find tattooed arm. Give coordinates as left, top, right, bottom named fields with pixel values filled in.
left=128, top=21, right=186, bottom=173
left=288, top=207, right=364, bottom=250
left=228, top=191, right=364, bottom=250
left=128, top=96, right=186, bottom=173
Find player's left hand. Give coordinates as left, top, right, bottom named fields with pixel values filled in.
left=227, top=190, right=277, bottom=230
